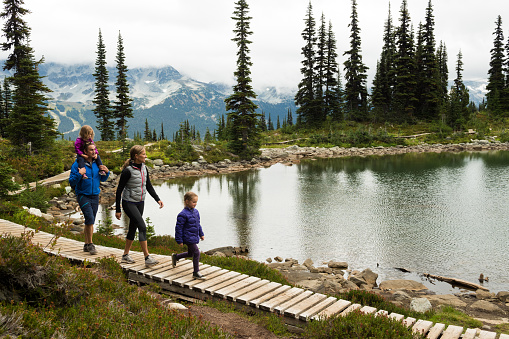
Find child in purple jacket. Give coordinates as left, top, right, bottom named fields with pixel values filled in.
left=172, top=192, right=206, bottom=280
left=75, top=125, right=105, bottom=178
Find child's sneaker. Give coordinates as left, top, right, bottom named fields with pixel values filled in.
left=99, top=170, right=106, bottom=176
left=193, top=272, right=206, bottom=280
left=172, top=253, right=178, bottom=268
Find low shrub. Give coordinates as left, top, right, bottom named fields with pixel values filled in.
left=304, top=309, right=426, bottom=338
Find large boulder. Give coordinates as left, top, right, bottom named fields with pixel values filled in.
left=410, top=298, right=433, bottom=313
left=424, top=294, right=467, bottom=308
left=468, top=300, right=504, bottom=314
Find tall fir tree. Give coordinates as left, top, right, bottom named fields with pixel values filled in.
left=324, top=20, right=341, bottom=120
left=224, top=0, right=260, bottom=159
left=343, top=0, right=368, bottom=121
left=313, top=13, right=327, bottom=123
left=448, top=50, right=470, bottom=129
left=1, top=0, right=57, bottom=152
left=393, top=0, right=417, bottom=122
left=486, top=15, right=506, bottom=116
left=144, top=118, right=151, bottom=141
left=295, top=1, right=317, bottom=126
left=437, top=40, right=449, bottom=119
left=160, top=122, right=165, bottom=140
left=113, top=31, right=133, bottom=141
left=92, top=29, right=114, bottom=141
left=415, top=0, right=440, bottom=120
left=372, top=4, right=396, bottom=121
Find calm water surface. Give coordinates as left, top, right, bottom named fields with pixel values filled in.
left=98, top=150, right=509, bottom=293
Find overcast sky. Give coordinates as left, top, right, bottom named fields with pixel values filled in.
left=2, top=0, right=508, bottom=91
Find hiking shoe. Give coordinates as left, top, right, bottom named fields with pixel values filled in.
left=99, top=170, right=106, bottom=176
left=145, top=255, right=159, bottom=267
left=83, top=243, right=89, bottom=252
left=121, top=254, right=135, bottom=264
left=172, top=253, right=178, bottom=268
left=88, top=243, right=97, bottom=255
left=193, top=272, right=206, bottom=280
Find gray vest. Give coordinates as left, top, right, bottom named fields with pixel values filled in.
left=121, top=164, right=148, bottom=202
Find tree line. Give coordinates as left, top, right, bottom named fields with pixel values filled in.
left=1, top=0, right=509, bottom=160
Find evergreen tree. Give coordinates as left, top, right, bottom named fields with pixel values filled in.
left=267, top=114, right=274, bottom=131
left=92, top=29, right=114, bottom=141
left=0, top=83, right=4, bottom=137
left=415, top=0, right=440, bottom=120
left=276, top=116, right=280, bottom=129
left=287, top=109, right=293, bottom=126
left=224, top=0, right=260, bottom=159
left=215, top=114, right=227, bottom=140
left=160, top=122, right=165, bottom=140
left=1, top=0, right=57, bottom=152
left=448, top=50, right=470, bottom=129
left=295, top=1, right=317, bottom=126
left=372, top=5, right=396, bottom=121
left=259, top=111, right=267, bottom=131
left=113, top=31, right=133, bottom=141
left=144, top=118, right=151, bottom=141
left=324, top=21, right=341, bottom=120
left=204, top=127, right=213, bottom=143
left=437, top=40, right=449, bottom=119
left=343, top=0, right=368, bottom=121
left=486, top=15, right=506, bottom=116
left=313, top=13, right=327, bottom=123
left=393, top=0, right=417, bottom=122
left=152, top=129, right=157, bottom=141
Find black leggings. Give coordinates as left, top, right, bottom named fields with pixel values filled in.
left=122, top=200, right=147, bottom=241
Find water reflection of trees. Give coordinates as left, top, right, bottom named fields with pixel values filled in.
left=226, top=170, right=260, bottom=248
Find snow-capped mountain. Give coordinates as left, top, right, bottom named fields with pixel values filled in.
left=0, top=62, right=297, bottom=139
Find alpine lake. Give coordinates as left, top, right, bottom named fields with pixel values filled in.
left=94, top=150, right=509, bottom=294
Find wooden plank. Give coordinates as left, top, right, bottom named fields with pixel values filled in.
left=173, top=266, right=223, bottom=287
left=312, top=299, right=351, bottom=320
left=388, top=312, right=404, bottom=321
left=259, top=287, right=305, bottom=312
left=283, top=293, right=327, bottom=318
left=205, top=274, right=250, bottom=296
left=426, top=323, right=446, bottom=339
left=412, top=319, right=433, bottom=335
left=236, top=281, right=282, bottom=305
left=440, top=324, right=463, bottom=339
left=360, top=306, right=377, bottom=314
left=299, top=296, right=337, bottom=321
left=274, top=290, right=314, bottom=315
left=192, top=271, right=242, bottom=293
left=249, top=285, right=292, bottom=308
left=138, top=261, right=181, bottom=276
left=462, top=328, right=477, bottom=339
left=403, top=317, right=416, bottom=328
left=375, top=310, right=388, bottom=317
left=499, top=334, right=509, bottom=339
left=478, top=330, right=497, bottom=339
left=226, top=279, right=271, bottom=301
left=163, top=265, right=203, bottom=283
left=214, top=276, right=260, bottom=299
left=340, top=303, right=361, bottom=316
left=151, top=261, right=193, bottom=281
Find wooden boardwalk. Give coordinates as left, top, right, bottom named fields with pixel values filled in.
left=1, top=218, right=508, bottom=338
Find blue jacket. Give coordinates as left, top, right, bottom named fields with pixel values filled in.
left=175, top=207, right=204, bottom=245
left=69, top=159, right=109, bottom=196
